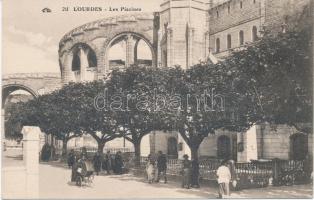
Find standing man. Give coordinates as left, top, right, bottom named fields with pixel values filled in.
left=103, top=151, right=112, bottom=174
left=156, top=151, right=167, bottom=183
left=93, top=151, right=102, bottom=175
left=216, top=160, right=231, bottom=198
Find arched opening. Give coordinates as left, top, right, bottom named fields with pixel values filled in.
left=290, top=133, right=308, bottom=160
left=227, top=34, right=232, bottom=49
left=216, top=38, right=220, bottom=53
left=252, top=26, right=258, bottom=42
left=71, top=43, right=97, bottom=71
left=2, top=86, right=37, bottom=139
left=217, top=135, right=231, bottom=159
left=239, top=30, right=244, bottom=45
left=134, top=39, right=152, bottom=67
left=167, top=137, right=178, bottom=159
left=107, top=33, right=154, bottom=70
left=108, top=38, right=126, bottom=69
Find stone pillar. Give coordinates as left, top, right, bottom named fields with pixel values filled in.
left=157, top=30, right=162, bottom=68
left=63, top=52, right=73, bottom=84
left=134, top=39, right=140, bottom=65
left=21, top=126, right=40, bottom=199
left=237, top=125, right=258, bottom=162
left=2, top=109, right=5, bottom=140
left=166, top=28, right=172, bottom=67
left=79, top=47, right=89, bottom=81
left=125, top=34, right=135, bottom=67
left=187, top=26, right=194, bottom=69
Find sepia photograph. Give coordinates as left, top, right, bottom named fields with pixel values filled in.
left=1, top=0, right=313, bottom=199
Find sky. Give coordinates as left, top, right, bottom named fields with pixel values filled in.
left=2, top=0, right=163, bottom=74
left=2, top=0, right=230, bottom=75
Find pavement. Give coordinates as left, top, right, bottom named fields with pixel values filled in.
left=38, top=162, right=313, bottom=199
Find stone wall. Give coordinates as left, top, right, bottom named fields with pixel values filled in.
left=256, top=124, right=312, bottom=160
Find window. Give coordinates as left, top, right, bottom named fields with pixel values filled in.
left=253, top=0, right=256, bottom=3
left=240, top=1, right=243, bottom=8
left=216, top=38, right=220, bottom=53
left=228, top=5, right=230, bottom=14
left=239, top=30, right=244, bottom=45
left=216, top=10, right=219, bottom=17
left=227, top=34, right=232, bottom=49
left=252, top=26, right=258, bottom=42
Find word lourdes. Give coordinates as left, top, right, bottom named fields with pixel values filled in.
left=94, top=88, right=225, bottom=112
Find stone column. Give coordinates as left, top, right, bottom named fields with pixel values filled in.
left=187, top=26, right=194, bottom=69
left=79, top=47, right=89, bottom=81
left=166, top=28, right=172, bottom=67
left=125, top=34, right=135, bottom=67
left=2, top=109, right=5, bottom=140
left=63, top=52, right=73, bottom=84
left=22, top=126, right=40, bottom=199
left=134, top=39, right=140, bottom=65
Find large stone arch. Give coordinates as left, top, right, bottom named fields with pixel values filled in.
left=59, top=13, right=156, bottom=82
left=2, top=84, right=39, bottom=106
left=103, top=31, right=156, bottom=72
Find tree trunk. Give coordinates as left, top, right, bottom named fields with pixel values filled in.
left=134, top=142, right=141, bottom=168
left=61, top=138, right=68, bottom=159
left=191, top=145, right=199, bottom=161
left=190, top=145, right=200, bottom=187
left=98, top=142, right=105, bottom=153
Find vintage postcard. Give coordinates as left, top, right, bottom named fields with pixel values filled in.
left=2, top=0, right=313, bottom=199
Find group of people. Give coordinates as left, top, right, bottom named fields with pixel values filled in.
left=67, top=149, right=125, bottom=177
left=145, top=152, right=235, bottom=198
left=145, top=151, right=168, bottom=184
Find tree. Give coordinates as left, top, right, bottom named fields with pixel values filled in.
left=224, top=24, right=312, bottom=134
left=105, top=66, right=170, bottom=166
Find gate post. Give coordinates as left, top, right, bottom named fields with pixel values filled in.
left=272, top=158, right=280, bottom=186
left=22, top=126, right=40, bottom=198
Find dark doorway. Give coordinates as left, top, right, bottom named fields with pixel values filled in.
left=290, top=134, right=308, bottom=160
left=167, top=137, right=178, bottom=159
left=217, top=135, right=231, bottom=160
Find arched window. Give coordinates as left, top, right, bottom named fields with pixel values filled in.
left=217, top=135, right=231, bottom=159
left=216, top=10, right=219, bottom=18
left=252, top=26, right=258, bottom=42
left=227, top=34, right=232, bottom=49
left=87, top=50, right=97, bottom=68
left=239, top=30, right=244, bottom=45
left=240, top=1, right=243, bottom=8
left=167, top=137, right=178, bottom=159
left=71, top=44, right=97, bottom=71
left=228, top=5, right=230, bottom=14
left=72, top=53, right=80, bottom=71
left=290, top=134, right=308, bottom=160
left=216, top=38, right=220, bottom=53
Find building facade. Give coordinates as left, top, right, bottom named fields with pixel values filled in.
left=59, top=0, right=312, bottom=161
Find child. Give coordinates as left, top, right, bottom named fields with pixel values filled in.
left=146, top=155, right=155, bottom=183
left=216, top=160, right=231, bottom=198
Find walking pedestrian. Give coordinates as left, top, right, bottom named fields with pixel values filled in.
left=67, top=149, right=75, bottom=168
left=181, top=154, right=191, bottom=189
left=93, top=151, right=102, bottom=175
left=114, top=151, right=123, bottom=174
left=103, top=151, right=112, bottom=174
left=216, top=160, right=231, bottom=198
left=156, top=151, right=167, bottom=183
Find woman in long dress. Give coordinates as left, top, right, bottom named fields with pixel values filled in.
left=146, top=157, right=155, bottom=183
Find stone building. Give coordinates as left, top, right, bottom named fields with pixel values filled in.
left=59, top=0, right=312, bottom=162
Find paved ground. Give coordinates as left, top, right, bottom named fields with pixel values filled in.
left=38, top=162, right=313, bottom=199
